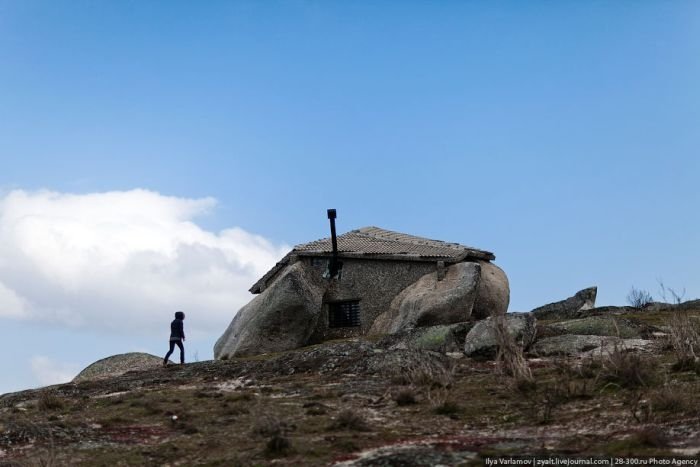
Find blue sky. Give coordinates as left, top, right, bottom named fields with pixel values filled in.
left=1, top=1, right=698, bottom=394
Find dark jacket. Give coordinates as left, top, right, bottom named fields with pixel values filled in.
left=170, top=318, right=185, bottom=341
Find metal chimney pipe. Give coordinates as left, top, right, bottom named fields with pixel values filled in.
left=327, top=209, right=338, bottom=277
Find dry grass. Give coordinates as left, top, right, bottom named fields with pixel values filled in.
left=665, top=310, right=700, bottom=370
left=388, top=351, right=456, bottom=409
left=36, top=391, right=64, bottom=412
left=330, top=409, right=370, bottom=431
left=597, top=341, right=657, bottom=389
left=401, top=355, right=455, bottom=389
left=393, top=388, right=417, bottom=406
left=252, top=415, right=290, bottom=437
left=650, top=385, right=690, bottom=414
left=493, top=315, right=533, bottom=384
left=265, top=434, right=291, bottom=456
left=627, top=286, right=654, bottom=309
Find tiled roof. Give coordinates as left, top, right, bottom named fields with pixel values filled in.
left=250, top=227, right=494, bottom=294
left=294, top=226, right=493, bottom=260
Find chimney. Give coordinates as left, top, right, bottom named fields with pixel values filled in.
left=327, top=208, right=339, bottom=278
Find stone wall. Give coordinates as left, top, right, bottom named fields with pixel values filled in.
left=303, top=257, right=439, bottom=343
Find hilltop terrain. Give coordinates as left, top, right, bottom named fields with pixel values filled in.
left=1, top=304, right=700, bottom=466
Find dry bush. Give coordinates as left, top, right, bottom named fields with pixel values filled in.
left=626, top=390, right=655, bottom=423
left=265, top=434, right=291, bottom=455
left=598, top=342, right=657, bottom=389
left=404, top=356, right=455, bottom=389
left=493, top=315, right=533, bottom=385
left=433, top=400, right=461, bottom=416
left=393, top=389, right=417, bottom=406
left=519, top=379, right=565, bottom=424
left=550, top=357, right=595, bottom=400
left=631, top=427, right=668, bottom=448
left=627, top=286, right=653, bottom=309
left=650, top=385, right=688, bottom=414
left=36, top=391, right=64, bottom=412
left=330, top=409, right=370, bottom=431
left=657, top=279, right=686, bottom=305
left=523, top=354, right=611, bottom=424
left=252, top=415, right=292, bottom=437
left=250, top=413, right=294, bottom=456
left=388, top=352, right=456, bottom=408
left=665, top=310, right=700, bottom=370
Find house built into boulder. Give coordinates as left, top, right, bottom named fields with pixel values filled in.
left=214, top=223, right=509, bottom=359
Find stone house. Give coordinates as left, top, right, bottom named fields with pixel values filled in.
left=214, top=225, right=509, bottom=359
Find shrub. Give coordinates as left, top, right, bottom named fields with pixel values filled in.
left=394, top=389, right=417, bottom=406
left=657, top=279, right=685, bottom=305
left=598, top=342, right=657, bottom=389
left=650, top=385, right=689, bottom=414
left=549, top=356, right=595, bottom=399
left=633, top=427, right=668, bottom=448
left=252, top=416, right=288, bottom=437
left=37, top=391, right=65, bottom=412
left=388, top=352, right=456, bottom=409
left=433, top=401, right=461, bottom=416
left=403, top=355, right=455, bottom=389
left=521, top=375, right=592, bottom=425
left=493, top=315, right=533, bottom=384
left=331, top=409, right=370, bottom=431
left=627, top=287, right=653, bottom=309
left=665, top=310, right=700, bottom=369
left=266, top=434, right=291, bottom=455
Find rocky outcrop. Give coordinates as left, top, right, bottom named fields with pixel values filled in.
left=530, top=335, right=655, bottom=357
left=214, top=261, right=326, bottom=359
left=376, top=322, right=474, bottom=353
left=73, top=352, right=165, bottom=382
left=471, top=261, right=510, bottom=319
left=530, top=335, right=608, bottom=356
left=369, top=262, right=481, bottom=335
left=545, top=316, right=645, bottom=339
left=463, top=313, right=537, bottom=359
left=530, top=287, right=597, bottom=320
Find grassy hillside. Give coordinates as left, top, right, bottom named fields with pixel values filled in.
left=1, top=306, right=700, bottom=466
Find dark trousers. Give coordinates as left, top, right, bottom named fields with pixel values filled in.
left=164, top=339, right=185, bottom=364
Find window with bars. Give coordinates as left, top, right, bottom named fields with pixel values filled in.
left=328, top=300, right=361, bottom=328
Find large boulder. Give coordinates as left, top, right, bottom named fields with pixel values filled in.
left=530, top=287, right=597, bottom=320
left=370, top=262, right=481, bottom=335
left=463, top=313, right=537, bottom=359
left=73, top=352, right=164, bottom=382
left=214, top=261, right=326, bottom=359
left=471, top=261, right=510, bottom=319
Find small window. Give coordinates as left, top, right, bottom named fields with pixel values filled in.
left=328, top=300, right=361, bottom=328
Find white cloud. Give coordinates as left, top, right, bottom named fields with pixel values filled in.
left=0, top=189, right=289, bottom=334
left=30, top=355, right=80, bottom=386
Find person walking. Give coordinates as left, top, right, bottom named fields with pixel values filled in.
left=164, top=311, right=186, bottom=366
